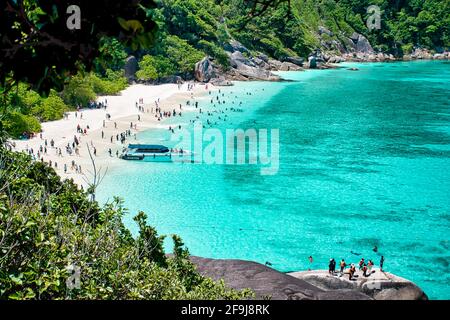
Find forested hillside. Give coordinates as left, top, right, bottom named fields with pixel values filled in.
left=2, top=0, right=449, bottom=138
left=136, top=0, right=449, bottom=75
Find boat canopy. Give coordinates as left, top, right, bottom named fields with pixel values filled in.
left=127, top=144, right=170, bottom=153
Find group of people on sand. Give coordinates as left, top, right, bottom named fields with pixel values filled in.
left=15, top=83, right=266, bottom=181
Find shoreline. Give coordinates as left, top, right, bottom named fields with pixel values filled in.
left=11, top=82, right=217, bottom=188
left=11, top=59, right=448, bottom=188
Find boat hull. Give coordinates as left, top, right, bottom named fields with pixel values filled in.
left=122, top=153, right=194, bottom=163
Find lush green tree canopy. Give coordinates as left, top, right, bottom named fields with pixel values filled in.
left=0, top=146, right=253, bottom=299
left=0, top=0, right=158, bottom=95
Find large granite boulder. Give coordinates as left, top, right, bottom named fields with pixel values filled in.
left=225, top=53, right=281, bottom=81
left=190, top=257, right=371, bottom=300
left=158, top=75, right=183, bottom=84
left=279, top=61, right=303, bottom=71
left=284, top=56, right=305, bottom=66
left=231, top=63, right=281, bottom=81
left=251, top=57, right=268, bottom=68
left=268, top=59, right=283, bottom=70
left=224, top=39, right=251, bottom=54
left=306, top=49, right=328, bottom=69
left=230, top=51, right=255, bottom=67
left=308, top=56, right=317, bottom=69
left=210, top=77, right=234, bottom=86
left=257, top=53, right=269, bottom=63
left=349, top=32, right=374, bottom=54
left=411, top=48, right=433, bottom=60
left=194, top=57, right=216, bottom=82
left=124, top=56, right=138, bottom=80
left=190, top=257, right=427, bottom=300
left=289, top=270, right=428, bottom=300
left=327, top=55, right=346, bottom=63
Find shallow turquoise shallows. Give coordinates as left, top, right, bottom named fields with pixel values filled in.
left=97, top=61, right=450, bottom=299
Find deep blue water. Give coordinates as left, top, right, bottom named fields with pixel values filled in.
left=97, top=61, right=450, bottom=299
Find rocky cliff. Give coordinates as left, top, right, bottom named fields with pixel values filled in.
left=190, top=256, right=428, bottom=300
left=193, top=31, right=449, bottom=85
left=194, top=39, right=305, bottom=84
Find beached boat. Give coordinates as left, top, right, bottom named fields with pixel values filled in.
left=120, top=144, right=194, bottom=162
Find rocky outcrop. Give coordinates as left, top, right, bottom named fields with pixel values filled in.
left=190, top=257, right=371, bottom=300
left=284, top=56, right=304, bottom=67
left=403, top=48, right=450, bottom=61
left=190, top=257, right=427, bottom=300
left=306, top=50, right=327, bottom=69
left=279, top=61, right=303, bottom=71
left=196, top=35, right=449, bottom=85
left=226, top=63, right=281, bottom=81
left=268, top=59, right=283, bottom=70
left=157, top=75, right=183, bottom=84
left=229, top=51, right=254, bottom=67
left=194, top=57, right=217, bottom=82
left=224, top=39, right=251, bottom=54
left=195, top=40, right=283, bottom=83
left=349, top=32, right=374, bottom=54
left=289, top=270, right=428, bottom=300
left=124, top=56, right=138, bottom=80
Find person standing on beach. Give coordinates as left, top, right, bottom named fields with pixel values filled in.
left=380, top=256, right=385, bottom=272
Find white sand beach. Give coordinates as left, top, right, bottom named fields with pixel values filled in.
left=11, top=82, right=215, bottom=187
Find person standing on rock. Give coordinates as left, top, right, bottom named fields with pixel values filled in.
left=308, top=256, right=313, bottom=271
left=359, top=258, right=365, bottom=270
left=367, top=260, right=374, bottom=275
left=362, top=263, right=368, bottom=277
left=349, top=264, right=356, bottom=280
left=328, top=258, right=336, bottom=274
left=340, top=259, right=347, bottom=275
left=380, top=256, right=385, bottom=272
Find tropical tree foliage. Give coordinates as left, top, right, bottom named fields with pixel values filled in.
left=136, top=55, right=176, bottom=81
left=0, top=146, right=253, bottom=299
left=0, top=0, right=158, bottom=95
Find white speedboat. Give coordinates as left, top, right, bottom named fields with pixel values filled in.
left=120, top=144, right=194, bottom=162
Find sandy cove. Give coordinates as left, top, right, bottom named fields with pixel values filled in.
left=12, top=82, right=216, bottom=188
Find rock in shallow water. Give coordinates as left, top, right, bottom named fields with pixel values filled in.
left=194, top=57, right=216, bottom=82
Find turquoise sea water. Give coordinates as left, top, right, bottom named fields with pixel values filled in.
left=97, top=61, right=450, bottom=299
